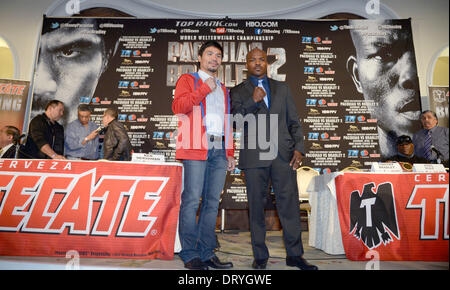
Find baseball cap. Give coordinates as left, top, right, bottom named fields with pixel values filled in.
left=396, top=135, right=412, bottom=145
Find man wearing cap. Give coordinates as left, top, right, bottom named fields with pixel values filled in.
left=383, top=135, right=429, bottom=164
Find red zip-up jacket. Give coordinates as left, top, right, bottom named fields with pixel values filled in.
left=172, top=73, right=234, bottom=160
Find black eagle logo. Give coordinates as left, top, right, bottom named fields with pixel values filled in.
left=349, top=182, right=400, bottom=249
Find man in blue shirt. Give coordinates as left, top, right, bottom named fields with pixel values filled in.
left=64, top=104, right=100, bottom=160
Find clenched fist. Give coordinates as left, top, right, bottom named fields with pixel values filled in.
left=205, top=77, right=217, bottom=91
left=252, top=86, right=266, bottom=103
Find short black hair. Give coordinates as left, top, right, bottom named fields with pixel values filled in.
left=198, top=41, right=223, bottom=58
left=45, top=100, right=64, bottom=111
left=78, top=104, right=92, bottom=113
left=4, top=126, right=20, bottom=144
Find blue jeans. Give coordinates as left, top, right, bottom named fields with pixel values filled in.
left=178, top=146, right=227, bottom=263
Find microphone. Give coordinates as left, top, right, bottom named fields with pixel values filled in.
left=431, top=145, right=443, bottom=164
left=95, top=126, right=104, bottom=133
left=14, top=134, right=26, bottom=145
left=14, top=134, right=27, bottom=158
left=431, top=145, right=442, bottom=157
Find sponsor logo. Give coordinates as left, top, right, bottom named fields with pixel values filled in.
left=216, top=27, right=226, bottom=34
left=406, top=182, right=449, bottom=240
left=246, top=21, right=278, bottom=28
left=0, top=169, right=168, bottom=237
left=349, top=182, right=400, bottom=249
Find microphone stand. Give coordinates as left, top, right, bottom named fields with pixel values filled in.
left=431, top=146, right=444, bottom=164
left=14, top=134, right=26, bottom=159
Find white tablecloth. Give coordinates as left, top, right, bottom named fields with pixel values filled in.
left=307, top=172, right=345, bottom=255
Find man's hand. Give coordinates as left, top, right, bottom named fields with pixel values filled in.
left=52, top=154, right=66, bottom=160
left=289, top=150, right=303, bottom=170
left=41, top=144, right=66, bottom=160
left=227, top=156, right=236, bottom=171
left=252, top=87, right=266, bottom=103
left=82, top=130, right=99, bottom=145
left=205, top=77, right=217, bottom=91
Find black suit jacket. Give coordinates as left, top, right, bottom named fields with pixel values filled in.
left=230, top=78, right=304, bottom=169
left=1, top=145, right=17, bottom=158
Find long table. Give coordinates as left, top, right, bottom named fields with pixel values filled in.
left=308, top=172, right=449, bottom=261
left=0, top=159, right=183, bottom=260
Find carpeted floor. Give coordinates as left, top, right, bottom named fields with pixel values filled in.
left=1, top=230, right=447, bottom=270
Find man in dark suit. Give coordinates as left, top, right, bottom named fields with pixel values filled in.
left=230, top=48, right=317, bottom=270
left=0, top=125, right=20, bottom=158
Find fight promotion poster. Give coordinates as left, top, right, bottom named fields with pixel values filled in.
left=0, top=79, right=29, bottom=131
left=335, top=172, right=448, bottom=261
left=29, top=17, right=422, bottom=209
left=0, top=159, right=182, bottom=259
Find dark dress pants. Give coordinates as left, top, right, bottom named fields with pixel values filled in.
left=244, top=155, right=304, bottom=261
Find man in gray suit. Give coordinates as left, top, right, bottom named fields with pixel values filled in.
left=230, top=48, right=317, bottom=270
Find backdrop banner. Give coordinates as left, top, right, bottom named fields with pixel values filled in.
left=0, top=159, right=182, bottom=259
left=0, top=79, right=29, bottom=131
left=28, top=17, right=421, bottom=209
left=335, top=172, right=448, bottom=261
left=428, top=86, right=449, bottom=128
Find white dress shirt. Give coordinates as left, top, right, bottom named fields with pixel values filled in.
left=0, top=143, right=14, bottom=158
left=197, top=69, right=225, bottom=137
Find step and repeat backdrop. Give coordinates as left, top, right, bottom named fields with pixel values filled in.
left=29, top=17, right=422, bottom=209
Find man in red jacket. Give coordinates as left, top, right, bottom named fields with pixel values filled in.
left=172, top=41, right=235, bottom=270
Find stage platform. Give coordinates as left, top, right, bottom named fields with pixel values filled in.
left=0, top=231, right=447, bottom=270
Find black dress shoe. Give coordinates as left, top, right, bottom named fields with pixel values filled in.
left=252, top=259, right=268, bottom=269
left=286, top=256, right=318, bottom=270
left=184, top=258, right=209, bottom=270
left=204, top=256, right=233, bottom=269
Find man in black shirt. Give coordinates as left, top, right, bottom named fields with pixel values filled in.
left=21, top=100, right=66, bottom=159
left=383, top=135, right=428, bottom=165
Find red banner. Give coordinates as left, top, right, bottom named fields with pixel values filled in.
left=0, top=159, right=182, bottom=260
left=335, top=172, right=449, bottom=261
left=0, top=79, right=29, bottom=131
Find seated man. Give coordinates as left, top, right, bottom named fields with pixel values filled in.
left=65, top=104, right=100, bottom=160
left=102, top=108, right=132, bottom=161
left=413, top=110, right=449, bottom=165
left=0, top=126, right=20, bottom=158
left=383, top=135, right=429, bottom=170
